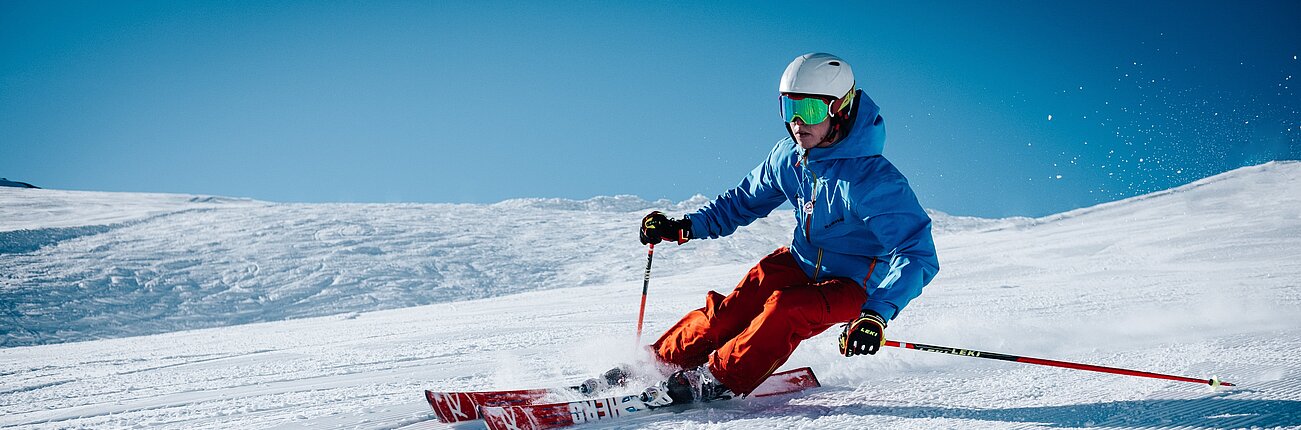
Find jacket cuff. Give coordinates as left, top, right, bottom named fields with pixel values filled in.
left=684, top=213, right=708, bottom=241
left=862, top=300, right=898, bottom=321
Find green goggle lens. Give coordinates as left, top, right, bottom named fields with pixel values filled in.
left=780, top=95, right=831, bottom=125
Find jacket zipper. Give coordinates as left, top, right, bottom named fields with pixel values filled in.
left=802, top=154, right=817, bottom=244
left=802, top=153, right=824, bottom=283
left=812, top=249, right=823, bottom=282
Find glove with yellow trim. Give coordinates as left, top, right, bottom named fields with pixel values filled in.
left=839, top=310, right=886, bottom=356
left=639, top=211, right=691, bottom=245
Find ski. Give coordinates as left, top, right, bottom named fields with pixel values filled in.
left=426, top=386, right=577, bottom=423
left=479, top=367, right=820, bottom=430
left=427, top=366, right=630, bottom=423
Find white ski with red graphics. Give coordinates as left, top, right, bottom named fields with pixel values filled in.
left=426, top=367, right=631, bottom=423
left=426, top=385, right=574, bottom=423
left=479, top=367, right=820, bottom=430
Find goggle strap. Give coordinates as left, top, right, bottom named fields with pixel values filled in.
left=832, top=87, right=855, bottom=116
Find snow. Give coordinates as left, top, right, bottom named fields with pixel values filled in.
left=0, top=192, right=781, bottom=347
left=3, top=161, right=1301, bottom=429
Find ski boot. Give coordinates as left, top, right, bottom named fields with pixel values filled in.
left=640, top=365, right=735, bottom=407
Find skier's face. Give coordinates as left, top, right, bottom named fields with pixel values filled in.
left=789, top=117, right=834, bottom=150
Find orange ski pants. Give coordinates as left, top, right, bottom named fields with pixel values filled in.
left=652, top=247, right=867, bottom=395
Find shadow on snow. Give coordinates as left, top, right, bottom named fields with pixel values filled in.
left=769, top=395, right=1301, bottom=429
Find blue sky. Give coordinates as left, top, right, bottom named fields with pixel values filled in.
left=2, top=1, right=1298, bottom=217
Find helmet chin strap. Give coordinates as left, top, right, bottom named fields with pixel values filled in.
left=818, top=123, right=841, bottom=147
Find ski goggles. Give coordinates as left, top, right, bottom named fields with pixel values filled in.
left=780, top=94, right=834, bottom=125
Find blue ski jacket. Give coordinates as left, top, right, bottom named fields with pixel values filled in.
left=685, top=91, right=939, bottom=321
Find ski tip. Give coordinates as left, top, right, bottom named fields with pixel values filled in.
left=425, top=390, right=454, bottom=423
left=809, top=370, right=822, bottom=388
left=783, top=366, right=821, bottom=388
left=425, top=390, right=482, bottom=423
left=751, top=367, right=820, bottom=397
left=423, top=390, right=439, bottom=411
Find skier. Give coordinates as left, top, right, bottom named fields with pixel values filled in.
left=636, top=53, right=940, bottom=405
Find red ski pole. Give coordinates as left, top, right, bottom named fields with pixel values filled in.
left=635, top=243, right=655, bottom=346
left=885, top=340, right=1234, bottom=388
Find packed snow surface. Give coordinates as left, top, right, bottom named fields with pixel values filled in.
left=2, top=161, right=1300, bottom=429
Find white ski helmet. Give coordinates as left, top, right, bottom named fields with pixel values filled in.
left=780, top=52, right=855, bottom=101
left=779, top=53, right=858, bottom=143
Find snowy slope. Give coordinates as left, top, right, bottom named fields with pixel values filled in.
left=0, top=191, right=788, bottom=347
left=2, top=161, right=1300, bottom=429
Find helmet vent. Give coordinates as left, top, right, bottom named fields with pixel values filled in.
left=779, top=53, right=854, bottom=99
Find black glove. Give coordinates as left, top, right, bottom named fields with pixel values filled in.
left=640, top=211, right=691, bottom=245
left=839, top=310, right=886, bottom=356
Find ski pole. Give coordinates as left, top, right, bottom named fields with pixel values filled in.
left=885, top=340, right=1234, bottom=388
left=635, top=243, right=655, bottom=346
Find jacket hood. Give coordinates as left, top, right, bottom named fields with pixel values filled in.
left=797, top=90, right=885, bottom=161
